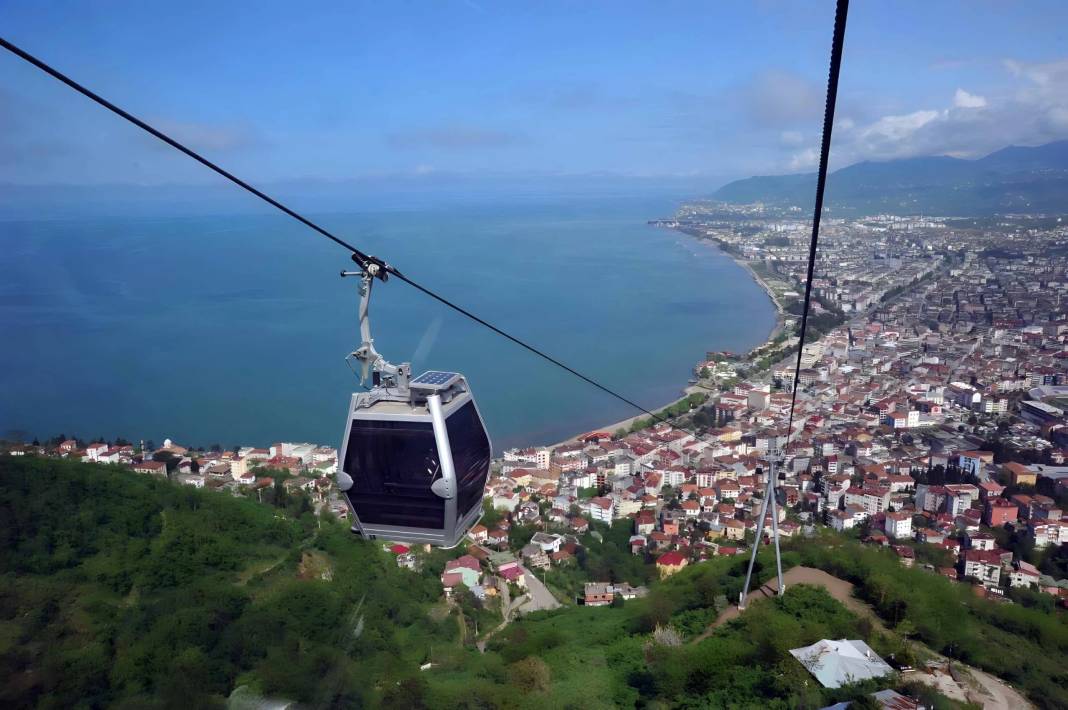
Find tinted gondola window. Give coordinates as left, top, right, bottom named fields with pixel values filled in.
left=445, top=401, right=491, bottom=517
left=343, top=418, right=445, bottom=528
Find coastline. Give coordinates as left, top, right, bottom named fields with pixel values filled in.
left=546, top=222, right=787, bottom=450
left=717, top=242, right=787, bottom=343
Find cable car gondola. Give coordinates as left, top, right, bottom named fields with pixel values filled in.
left=336, top=265, right=492, bottom=547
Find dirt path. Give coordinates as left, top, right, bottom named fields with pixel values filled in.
left=476, top=593, right=528, bottom=653
left=908, top=663, right=1033, bottom=710
left=965, top=666, right=1033, bottom=710
left=691, top=566, right=1031, bottom=710
left=235, top=553, right=289, bottom=586
left=692, top=566, right=887, bottom=643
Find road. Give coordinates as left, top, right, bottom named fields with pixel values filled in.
left=517, top=566, right=561, bottom=613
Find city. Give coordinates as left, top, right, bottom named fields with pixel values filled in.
left=6, top=2, right=1068, bottom=706
left=7, top=204, right=1067, bottom=614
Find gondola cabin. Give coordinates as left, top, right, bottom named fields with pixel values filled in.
left=337, top=370, right=491, bottom=547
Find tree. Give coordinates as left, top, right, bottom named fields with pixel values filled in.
left=1038, top=543, right=1068, bottom=578
left=481, top=500, right=503, bottom=529
left=509, top=656, right=551, bottom=693
left=381, top=677, right=428, bottom=709
left=152, top=450, right=179, bottom=473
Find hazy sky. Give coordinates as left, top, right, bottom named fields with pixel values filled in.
left=3, top=1, right=1068, bottom=187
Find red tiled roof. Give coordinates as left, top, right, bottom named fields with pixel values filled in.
left=499, top=566, right=523, bottom=581
left=445, top=554, right=481, bottom=573
left=657, top=551, right=686, bottom=567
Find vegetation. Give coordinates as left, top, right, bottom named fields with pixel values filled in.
left=784, top=299, right=847, bottom=342
left=628, top=393, right=708, bottom=432
left=0, top=457, right=456, bottom=708
left=424, top=551, right=967, bottom=709
left=4, top=457, right=1062, bottom=709
left=799, top=535, right=1068, bottom=709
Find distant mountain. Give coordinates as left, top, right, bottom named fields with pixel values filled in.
left=713, top=140, right=1068, bottom=215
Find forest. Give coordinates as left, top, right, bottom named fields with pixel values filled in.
left=0, top=456, right=455, bottom=708
left=3, top=457, right=1066, bottom=708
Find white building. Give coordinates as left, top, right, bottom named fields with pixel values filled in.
left=830, top=510, right=855, bottom=532
left=584, top=496, right=614, bottom=525
left=492, top=491, right=520, bottom=512
left=1031, top=521, right=1068, bottom=548
left=883, top=511, right=912, bottom=539
left=1010, top=561, right=1041, bottom=588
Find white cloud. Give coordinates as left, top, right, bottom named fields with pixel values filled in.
left=789, top=147, right=819, bottom=171
left=1003, top=57, right=1068, bottom=91
left=779, top=130, right=804, bottom=147
left=857, top=110, right=940, bottom=145
left=954, top=88, right=987, bottom=109
left=768, top=57, right=1068, bottom=172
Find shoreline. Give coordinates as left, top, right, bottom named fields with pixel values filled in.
left=546, top=222, right=787, bottom=450
left=715, top=241, right=788, bottom=343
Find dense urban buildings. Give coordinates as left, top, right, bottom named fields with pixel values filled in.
left=486, top=205, right=1068, bottom=602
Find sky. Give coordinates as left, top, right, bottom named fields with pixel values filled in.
left=2, top=1, right=1068, bottom=190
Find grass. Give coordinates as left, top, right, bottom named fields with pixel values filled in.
left=419, top=607, right=638, bottom=707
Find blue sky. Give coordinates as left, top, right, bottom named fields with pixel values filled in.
left=2, top=1, right=1068, bottom=187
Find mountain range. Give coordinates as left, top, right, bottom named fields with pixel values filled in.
left=713, top=140, right=1068, bottom=215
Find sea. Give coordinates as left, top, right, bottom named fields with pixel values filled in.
left=0, top=191, right=775, bottom=452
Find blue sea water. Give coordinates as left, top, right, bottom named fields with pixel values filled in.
left=0, top=194, right=774, bottom=451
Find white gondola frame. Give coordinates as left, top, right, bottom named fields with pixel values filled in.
left=338, top=378, right=491, bottom=548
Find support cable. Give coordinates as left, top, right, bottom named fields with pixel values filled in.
left=0, top=35, right=671, bottom=426
left=782, top=0, right=850, bottom=453
left=739, top=0, right=849, bottom=610
left=3, top=0, right=849, bottom=479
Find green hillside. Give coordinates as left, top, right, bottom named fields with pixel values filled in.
left=3, top=457, right=1066, bottom=709
left=0, top=457, right=456, bottom=708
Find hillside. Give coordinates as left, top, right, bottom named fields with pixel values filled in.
left=0, top=457, right=457, bottom=708
left=3, top=457, right=1067, bottom=708
left=713, top=140, right=1068, bottom=215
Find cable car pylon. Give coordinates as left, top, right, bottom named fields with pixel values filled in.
left=738, top=449, right=786, bottom=610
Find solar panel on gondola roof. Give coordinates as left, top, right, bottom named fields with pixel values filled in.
left=412, top=370, right=458, bottom=385
left=410, top=370, right=461, bottom=391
